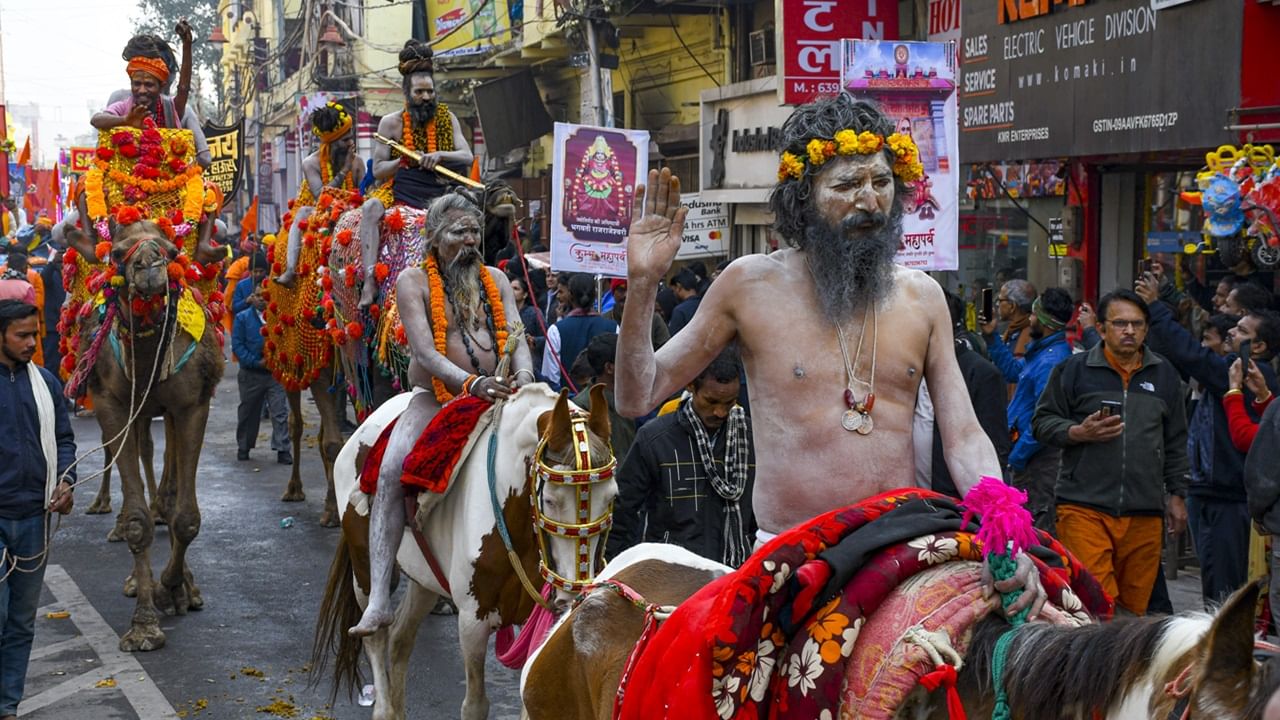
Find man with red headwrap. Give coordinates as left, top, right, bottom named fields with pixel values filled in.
left=89, top=22, right=211, bottom=168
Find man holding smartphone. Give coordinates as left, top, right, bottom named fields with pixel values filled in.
left=1136, top=275, right=1280, bottom=606
left=1033, top=290, right=1189, bottom=615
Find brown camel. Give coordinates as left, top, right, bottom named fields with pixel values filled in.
left=85, top=422, right=158, bottom=542
left=281, top=379, right=345, bottom=527
left=81, top=218, right=224, bottom=652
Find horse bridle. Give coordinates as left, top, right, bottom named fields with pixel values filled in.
left=1161, top=639, right=1280, bottom=720
left=529, top=412, right=616, bottom=594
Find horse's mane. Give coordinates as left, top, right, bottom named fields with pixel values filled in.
left=960, top=612, right=1211, bottom=718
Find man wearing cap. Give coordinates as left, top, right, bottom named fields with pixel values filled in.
left=90, top=24, right=212, bottom=168
left=609, top=278, right=669, bottom=350
left=357, top=38, right=473, bottom=309
left=982, top=287, right=1075, bottom=531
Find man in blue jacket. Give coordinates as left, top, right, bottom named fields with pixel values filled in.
left=1136, top=274, right=1279, bottom=605
left=0, top=301, right=76, bottom=720
left=232, top=286, right=290, bottom=464
left=983, top=286, right=1075, bottom=531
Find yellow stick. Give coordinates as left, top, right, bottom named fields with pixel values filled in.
left=372, top=133, right=484, bottom=189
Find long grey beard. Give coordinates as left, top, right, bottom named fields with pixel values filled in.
left=443, top=248, right=484, bottom=331
left=801, top=209, right=902, bottom=324
left=408, top=100, right=437, bottom=128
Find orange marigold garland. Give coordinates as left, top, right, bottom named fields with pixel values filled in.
left=423, top=255, right=507, bottom=404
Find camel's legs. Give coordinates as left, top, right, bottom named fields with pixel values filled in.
left=312, top=378, right=343, bottom=527
left=157, top=403, right=208, bottom=617
left=87, top=440, right=114, bottom=514
left=282, top=389, right=306, bottom=502
left=98, top=407, right=164, bottom=652
left=108, top=421, right=161, bottom=540
left=386, top=580, right=437, bottom=715
left=458, top=616, right=492, bottom=720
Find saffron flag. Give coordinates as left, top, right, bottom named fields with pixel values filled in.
left=16, top=138, right=30, bottom=167
left=241, top=195, right=259, bottom=242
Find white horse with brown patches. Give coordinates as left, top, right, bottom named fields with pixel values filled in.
left=525, top=559, right=1277, bottom=720
left=312, top=383, right=616, bottom=720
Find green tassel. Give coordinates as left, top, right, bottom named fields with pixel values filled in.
left=988, top=548, right=1028, bottom=719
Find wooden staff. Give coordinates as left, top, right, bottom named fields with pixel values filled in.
left=372, top=133, right=484, bottom=189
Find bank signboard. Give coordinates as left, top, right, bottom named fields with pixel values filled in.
left=959, top=0, right=1240, bottom=162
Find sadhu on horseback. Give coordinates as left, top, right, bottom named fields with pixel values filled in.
left=311, top=191, right=623, bottom=720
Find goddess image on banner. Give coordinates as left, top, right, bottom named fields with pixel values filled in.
left=550, top=122, right=649, bottom=276
left=842, top=39, right=958, bottom=271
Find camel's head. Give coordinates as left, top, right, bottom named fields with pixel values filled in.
left=533, top=386, right=616, bottom=612
left=483, top=181, right=521, bottom=220
left=112, top=219, right=179, bottom=297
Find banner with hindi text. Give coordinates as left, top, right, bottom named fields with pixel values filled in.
left=202, top=120, right=243, bottom=212
left=842, top=39, right=959, bottom=271
left=549, top=122, right=649, bottom=277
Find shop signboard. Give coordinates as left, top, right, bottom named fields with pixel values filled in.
left=549, top=122, right=649, bottom=277
left=960, top=0, right=1240, bottom=162
left=68, top=147, right=95, bottom=174
left=842, top=39, right=959, bottom=271
left=426, top=0, right=511, bottom=58
left=202, top=120, right=243, bottom=212
left=777, top=0, right=898, bottom=106
left=676, top=194, right=729, bottom=260
left=927, top=0, right=962, bottom=44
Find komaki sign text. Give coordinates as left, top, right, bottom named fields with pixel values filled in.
left=998, top=0, right=1089, bottom=25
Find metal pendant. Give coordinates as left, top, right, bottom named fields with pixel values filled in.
left=842, top=409, right=864, bottom=432
left=856, top=413, right=874, bottom=435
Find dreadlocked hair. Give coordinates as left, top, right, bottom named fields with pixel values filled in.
left=311, top=105, right=346, bottom=134
left=767, top=94, right=912, bottom=245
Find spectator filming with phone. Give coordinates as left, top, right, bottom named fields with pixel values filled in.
left=1032, top=290, right=1189, bottom=616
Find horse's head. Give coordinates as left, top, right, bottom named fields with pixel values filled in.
left=531, top=385, right=615, bottom=611
left=112, top=219, right=179, bottom=297
left=483, top=181, right=520, bottom=220
left=1158, top=580, right=1272, bottom=719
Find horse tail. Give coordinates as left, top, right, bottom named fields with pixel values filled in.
left=309, top=533, right=364, bottom=702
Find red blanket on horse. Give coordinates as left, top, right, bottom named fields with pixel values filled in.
left=614, top=488, right=1112, bottom=720
left=359, top=395, right=490, bottom=495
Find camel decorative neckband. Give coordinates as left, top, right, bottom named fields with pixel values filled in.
left=835, top=301, right=878, bottom=435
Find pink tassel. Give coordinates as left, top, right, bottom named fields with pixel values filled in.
left=65, top=303, right=118, bottom=400
left=959, top=476, right=1038, bottom=557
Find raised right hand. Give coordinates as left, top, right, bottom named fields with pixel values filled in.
left=126, top=104, right=150, bottom=128
left=626, top=168, right=689, bottom=285
left=1068, top=410, right=1124, bottom=443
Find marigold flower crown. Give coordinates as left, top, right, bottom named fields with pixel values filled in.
left=314, top=102, right=353, bottom=144
left=778, top=130, right=924, bottom=184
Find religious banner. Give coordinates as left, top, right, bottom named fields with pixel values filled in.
left=778, top=0, right=899, bottom=106
left=842, top=39, right=959, bottom=271
left=68, top=147, right=96, bottom=174
left=549, top=122, right=649, bottom=277
left=426, top=0, right=512, bottom=58
left=202, top=119, right=243, bottom=212
left=675, top=194, right=730, bottom=261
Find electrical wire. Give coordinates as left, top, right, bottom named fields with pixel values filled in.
left=667, top=12, right=720, bottom=87
left=980, top=164, right=1053, bottom=238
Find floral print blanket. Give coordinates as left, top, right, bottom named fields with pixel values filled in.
left=615, top=488, right=1112, bottom=720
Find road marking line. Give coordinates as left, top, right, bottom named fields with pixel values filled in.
left=27, top=635, right=89, bottom=661
left=16, top=665, right=119, bottom=715
left=39, top=564, right=178, bottom=718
